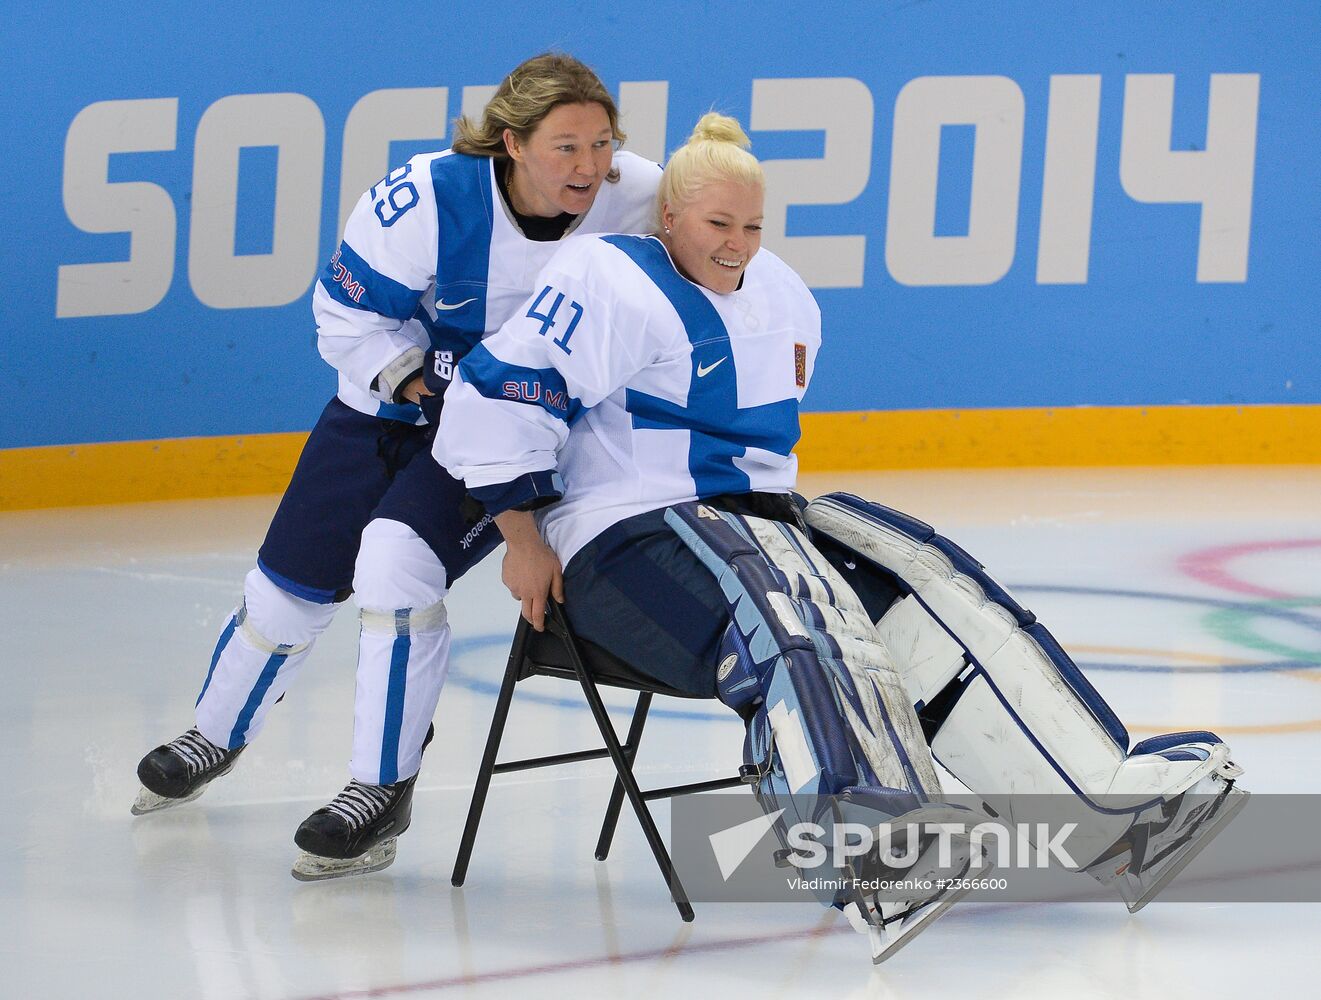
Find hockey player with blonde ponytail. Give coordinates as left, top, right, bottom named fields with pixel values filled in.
left=439, top=105, right=1249, bottom=962
left=437, top=112, right=986, bottom=963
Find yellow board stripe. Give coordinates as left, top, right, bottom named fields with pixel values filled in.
left=2, top=403, right=1319, bottom=511
left=0, top=433, right=309, bottom=510
left=798, top=403, right=1321, bottom=471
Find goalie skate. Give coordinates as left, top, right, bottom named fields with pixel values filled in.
left=1085, top=768, right=1248, bottom=912
left=842, top=820, right=989, bottom=965
left=846, top=883, right=979, bottom=965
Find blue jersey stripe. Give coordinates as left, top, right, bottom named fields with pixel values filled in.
left=460, top=342, right=584, bottom=424
left=320, top=240, right=422, bottom=320
left=603, top=235, right=800, bottom=496
left=429, top=154, right=492, bottom=354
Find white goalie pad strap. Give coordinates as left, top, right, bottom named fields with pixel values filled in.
left=873, top=593, right=966, bottom=707
left=359, top=598, right=449, bottom=636
left=804, top=494, right=1237, bottom=833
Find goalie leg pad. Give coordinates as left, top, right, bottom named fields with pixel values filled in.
left=804, top=492, right=1246, bottom=877
left=667, top=502, right=989, bottom=956
left=666, top=502, right=940, bottom=805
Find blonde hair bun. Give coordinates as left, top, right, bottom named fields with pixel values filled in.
left=686, top=112, right=751, bottom=150
left=656, top=111, right=763, bottom=229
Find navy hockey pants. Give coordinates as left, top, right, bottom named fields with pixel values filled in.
left=257, top=397, right=500, bottom=603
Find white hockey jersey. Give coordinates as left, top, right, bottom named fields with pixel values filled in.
left=315, top=150, right=661, bottom=422
left=434, top=234, right=822, bottom=564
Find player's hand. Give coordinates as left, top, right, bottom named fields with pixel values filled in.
left=400, top=374, right=432, bottom=406
left=493, top=510, right=564, bottom=630
left=503, top=543, right=564, bottom=631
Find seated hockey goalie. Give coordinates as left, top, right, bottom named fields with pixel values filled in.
left=436, top=112, right=1247, bottom=960
left=435, top=113, right=987, bottom=963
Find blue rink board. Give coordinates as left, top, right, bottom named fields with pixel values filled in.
left=2, top=1, right=1318, bottom=447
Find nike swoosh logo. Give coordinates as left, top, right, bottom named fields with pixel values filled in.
left=436, top=297, right=477, bottom=311
left=696, top=356, right=728, bottom=378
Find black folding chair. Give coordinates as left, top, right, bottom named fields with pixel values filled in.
left=451, top=601, right=746, bottom=921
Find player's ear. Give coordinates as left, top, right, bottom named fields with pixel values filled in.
left=502, top=128, right=523, bottom=163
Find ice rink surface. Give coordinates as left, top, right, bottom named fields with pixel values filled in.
left=2, top=465, right=1318, bottom=999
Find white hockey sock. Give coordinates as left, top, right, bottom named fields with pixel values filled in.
left=195, top=567, right=339, bottom=750
left=349, top=519, right=452, bottom=785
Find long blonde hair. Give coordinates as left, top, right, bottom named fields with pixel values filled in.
left=656, top=112, right=764, bottom=229
left=452, top=53, right=625, bottom=182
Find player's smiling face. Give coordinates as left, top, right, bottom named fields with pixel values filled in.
left=504, top=102, right=615, bottom=218
left=662, top=180, right=764, bottom=294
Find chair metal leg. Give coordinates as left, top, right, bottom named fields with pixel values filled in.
left=595, top=692, right=652, bottom=861
left=550, top=604, right=695, bottom=922
left=451, top=619, right=528, bottom=887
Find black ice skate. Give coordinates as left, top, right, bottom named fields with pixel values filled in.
left=290, top=725, right=434, bottom=881
left=132, top=728, right=246, bottom=816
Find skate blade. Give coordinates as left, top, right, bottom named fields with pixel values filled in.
left=130, top=784, right=206, bottom=816
left=869, top=876, right=980, bottom=965
left=291, top=837, right=398, bottom=882
left=1125, top=785, right=1250, bottom=913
